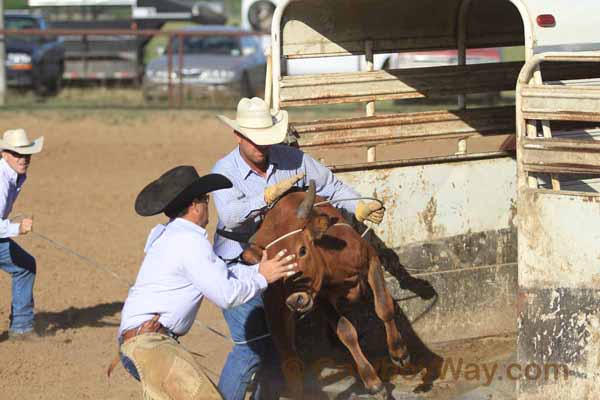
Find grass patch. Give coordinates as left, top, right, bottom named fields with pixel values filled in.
left=5, top=0, right=28, bottom=9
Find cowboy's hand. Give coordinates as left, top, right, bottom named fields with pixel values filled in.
left=264, top=172, right=305, bottom=205
left=19, top=218, right=33, bottom=235
left=355, top=201, right=385, bottom=224
left=258, top=249, right=297, bottom=284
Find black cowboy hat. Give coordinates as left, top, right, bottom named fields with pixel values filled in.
left=135, top=166, right=232, bottom=217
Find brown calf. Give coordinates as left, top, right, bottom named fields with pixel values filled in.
left=242, top=181, right=411, bottom=398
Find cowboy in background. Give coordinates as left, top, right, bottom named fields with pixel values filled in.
left=212, top=97, right=385, bottom=399
left=0, top=129, right=43, bottom=341
left=116, top=166, right=298, bottom=400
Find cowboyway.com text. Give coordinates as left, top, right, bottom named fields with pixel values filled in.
left=311, top=357, right=569, bottom=386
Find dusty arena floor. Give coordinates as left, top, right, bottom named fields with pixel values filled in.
left=0, top=109, right=516, bottom=399
left=0, top=110, right=236, bottom=399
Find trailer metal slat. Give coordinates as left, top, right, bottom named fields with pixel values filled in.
left=280, top=62, right=599, bottom=107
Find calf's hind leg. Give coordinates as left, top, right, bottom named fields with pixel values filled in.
left=367, top=256, right=411, bottom=368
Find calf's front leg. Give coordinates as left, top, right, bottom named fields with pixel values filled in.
left=322, top=299, right=388, bottom=398
left=263, top=284, right=305, bottom=399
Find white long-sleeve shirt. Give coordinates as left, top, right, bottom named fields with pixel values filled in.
left=118, top=218, right=267, bottom=337
left=0, top=159, right=26, bottom=238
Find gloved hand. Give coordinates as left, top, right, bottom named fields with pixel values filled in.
left=355, top=200, right=385, bottom=224
left=264, top=172, right=305, bottom=205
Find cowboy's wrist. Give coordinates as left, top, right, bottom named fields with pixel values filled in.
left=9, top=223, right=21, bottom=237
left=254, top=268, right=268, bottom=289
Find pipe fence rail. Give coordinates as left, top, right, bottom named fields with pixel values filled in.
left=0, top=28, right=265, bottom=109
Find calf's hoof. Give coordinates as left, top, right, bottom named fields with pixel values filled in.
left=413, top=382, right=433, bottom=393
left=367, top=384, right=390, bottom=400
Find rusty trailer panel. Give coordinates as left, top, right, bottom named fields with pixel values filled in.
left=281, top=62, right=600, bottom=107
left=516, top=52, right=600, bottom=399
left=519, top=191, right=600, bottom=289
left=334, top=157, right=518, bottom=342
left=337, top=157, right=516, bottom=247
left=517, top=191, right=600, bottom=399
left=296, top=107, right=516, bottom=170
left=521, top=85, right=600, bottom=122
left=280, top=62, right=524, bottom=107
left=294, top=107, right=515, bottom=142
left=521, top=138, right=600, bottom=175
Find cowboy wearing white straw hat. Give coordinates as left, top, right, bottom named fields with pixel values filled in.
left=211, top=97, right=386, bottom=400
left=0, top=128, right=44, bottom=341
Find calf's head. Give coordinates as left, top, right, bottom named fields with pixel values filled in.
left=242, top=181, right=332, bottom=314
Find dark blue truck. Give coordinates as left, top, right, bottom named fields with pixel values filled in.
left=5, top=11, right=65, bottom=95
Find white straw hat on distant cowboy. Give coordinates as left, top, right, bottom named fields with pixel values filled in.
left=217, top=97, right=288, bottom=145
left=0, top=129, right=44, bottom=155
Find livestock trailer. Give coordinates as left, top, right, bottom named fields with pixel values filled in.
left=269, top=0, right=600, bottom=398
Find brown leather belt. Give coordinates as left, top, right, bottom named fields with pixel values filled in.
left=120, top=315, right=170, bottom=343
left=108, top=315, right=174, bottom=378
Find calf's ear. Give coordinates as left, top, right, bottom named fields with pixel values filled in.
left=242, top=245, right=263, bottom=265
left=307, top=215, right=334, bottom=240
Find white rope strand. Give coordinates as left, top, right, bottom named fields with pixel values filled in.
left=28, top=229, right=231, bottom=341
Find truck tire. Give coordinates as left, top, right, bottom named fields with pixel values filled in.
left=34, top=61, right=63, bottom=97
left=248, top=1, right=276, bottom=34
left=44, top=76, right=63, bottom=97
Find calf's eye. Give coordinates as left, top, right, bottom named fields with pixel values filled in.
left=298, top=246, right=307, bottom=257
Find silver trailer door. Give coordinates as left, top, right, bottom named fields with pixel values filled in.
left=516, top=52, right=600, bottom=399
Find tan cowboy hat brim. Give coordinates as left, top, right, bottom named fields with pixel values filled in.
left=217, top=110, right=288, bottom=146
left=0, top=136, right=44, bottom=155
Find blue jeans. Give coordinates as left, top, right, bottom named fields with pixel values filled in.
left=0, top=239, right=36, bottom=333
left=219, top=295, right=283, bottom=400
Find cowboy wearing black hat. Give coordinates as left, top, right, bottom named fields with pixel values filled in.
left=116, top=166, right=297, bottom=400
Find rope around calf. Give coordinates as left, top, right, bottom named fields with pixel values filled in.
left=313, top=196, right=385, bottom=238
left=27, top=229, right=231, bottom=341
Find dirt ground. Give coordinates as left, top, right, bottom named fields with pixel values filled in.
left=0, top=110, right=238, bottom=399
left=0, top=109, right=516, bottom=400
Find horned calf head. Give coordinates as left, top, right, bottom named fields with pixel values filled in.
left=242, top=180, right=333, bottom=314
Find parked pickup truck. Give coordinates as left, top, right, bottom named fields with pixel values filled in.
left=4, top=11, right=65, bottom=95
left=28, top=0, right=227, bottom=84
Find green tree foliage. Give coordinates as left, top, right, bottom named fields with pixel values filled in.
left=5, top=0, right=29, bottom=9
left=224, top=0, right=241, bottom=26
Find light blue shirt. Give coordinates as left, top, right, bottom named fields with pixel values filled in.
left=0, top=159, right=26, bottom=238
left=119, top=218, right=267, bottom=337
left=211, top=145, right=360, bottom=262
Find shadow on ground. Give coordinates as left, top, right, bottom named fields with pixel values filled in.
left=1, top=301, right=123, bottom=342
left=34, top=301, right=124, bottom=336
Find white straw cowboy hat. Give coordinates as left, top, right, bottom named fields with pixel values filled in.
left=217, top=97, right=288, bottom=145
left=0, top=129, right=44, bottom=155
